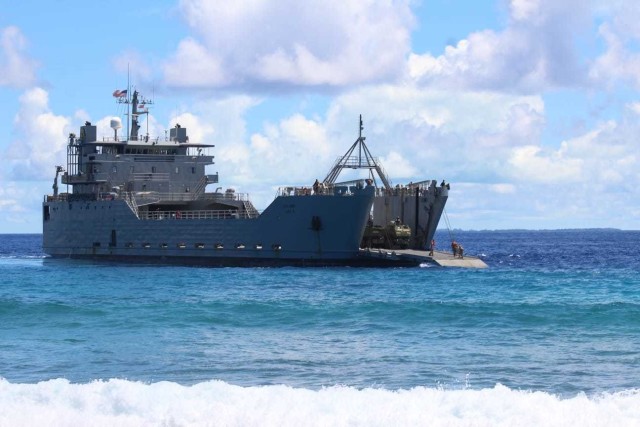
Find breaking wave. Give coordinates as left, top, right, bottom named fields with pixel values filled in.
left=1, top=378, right=638, bottom=426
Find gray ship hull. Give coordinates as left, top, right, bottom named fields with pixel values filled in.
left=43, top=187, right=381, bottom=266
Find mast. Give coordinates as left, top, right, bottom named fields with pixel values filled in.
left=130, top=90, right=140, bottom=141
left=322, top=115, right=392, bottom=189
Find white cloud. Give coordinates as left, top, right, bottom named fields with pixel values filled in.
left=507, top=145, right=584, bottom=183
left=163, top=38, right=228, bottom=88
left=168, top=112, right=214, bottom=144
left=490, top=183, right=517, bottom=194
left=244, top=113, right=333, bottom=184
left=165, top=84, right=550, bottom=210
left=589, top=23, right=640, bottom=90
left=510, top=0, right=542, bottom=22
left=164, top=0, right=414, bottom=89
left=0, top=26, right=38, bottom=88
left=4, top=88, right=70, bottom=180
left=408, top=0, right=589, bottom=92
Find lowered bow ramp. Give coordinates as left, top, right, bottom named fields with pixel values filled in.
left=360, top=249, right=488, bottom=268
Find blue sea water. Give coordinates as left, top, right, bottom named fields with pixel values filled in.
left=1, top=230, right=639, bottom=426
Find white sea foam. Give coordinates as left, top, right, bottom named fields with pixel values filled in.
left=1, top=379, right=639, bottom=426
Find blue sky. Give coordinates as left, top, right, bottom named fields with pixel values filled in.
left=1, top=0, right=639, bottom=232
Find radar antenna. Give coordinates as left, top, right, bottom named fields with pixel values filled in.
left=322, top=115, right=391, bottom=189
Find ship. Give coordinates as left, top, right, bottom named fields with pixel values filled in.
left=42, top=90, right=448, bottom=267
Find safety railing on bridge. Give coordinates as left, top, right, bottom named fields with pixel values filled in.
left=140, top=209, right=256, bottom=220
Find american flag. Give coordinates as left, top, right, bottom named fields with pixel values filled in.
left=112, top=89, right=128, bottom=98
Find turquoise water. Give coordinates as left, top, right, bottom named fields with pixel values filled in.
left=1, top=230, right=639, bottom=425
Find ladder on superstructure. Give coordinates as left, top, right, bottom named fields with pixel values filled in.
left=323, top=115, right=392, bottom=190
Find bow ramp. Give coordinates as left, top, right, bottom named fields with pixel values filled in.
left=360, top=248, right=488, bottom=268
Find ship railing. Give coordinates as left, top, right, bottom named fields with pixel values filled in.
left=374, top=180, right=441, bottom=197
left=102, top=136, right=162, bottom=144
left=44, top=194, right=69, bottom=202
left=140, top=209, right=255, bottom=220
left=123, top=191, right=252, bottom=203
left=277, top=183, right=356, bottom=197
left=198, top=192, right=251, bottom=202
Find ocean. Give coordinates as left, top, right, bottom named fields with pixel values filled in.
left=1, top=229, right=639, bottom=426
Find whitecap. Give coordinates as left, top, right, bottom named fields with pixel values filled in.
left=0, top=379, right=639, bottom=427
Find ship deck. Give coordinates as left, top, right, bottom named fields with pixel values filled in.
left=359, top=249, right=488, bottom=268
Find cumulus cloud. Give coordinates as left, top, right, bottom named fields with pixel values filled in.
left=0, top=26, right=38, bottom=88
left=5, top=88, right=70, bottom=180
left=163, top=0, right=414, bottom=89
left=246, top=114, right=333, bottom=181
left=168, top=112, right=215, bottom=144
left=165, top=83, right=551, bottom=211
left=589, top=22, right=640, bottom=90
left=408, top=0, right=589, bottom=92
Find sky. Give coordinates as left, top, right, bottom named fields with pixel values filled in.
left=1, top=0, right=639, bottom=233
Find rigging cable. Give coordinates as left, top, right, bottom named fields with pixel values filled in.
left=443, top=207, right=455, bottom=244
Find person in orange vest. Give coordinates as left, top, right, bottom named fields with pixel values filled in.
left=429, top=239, right=435, bottom=256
